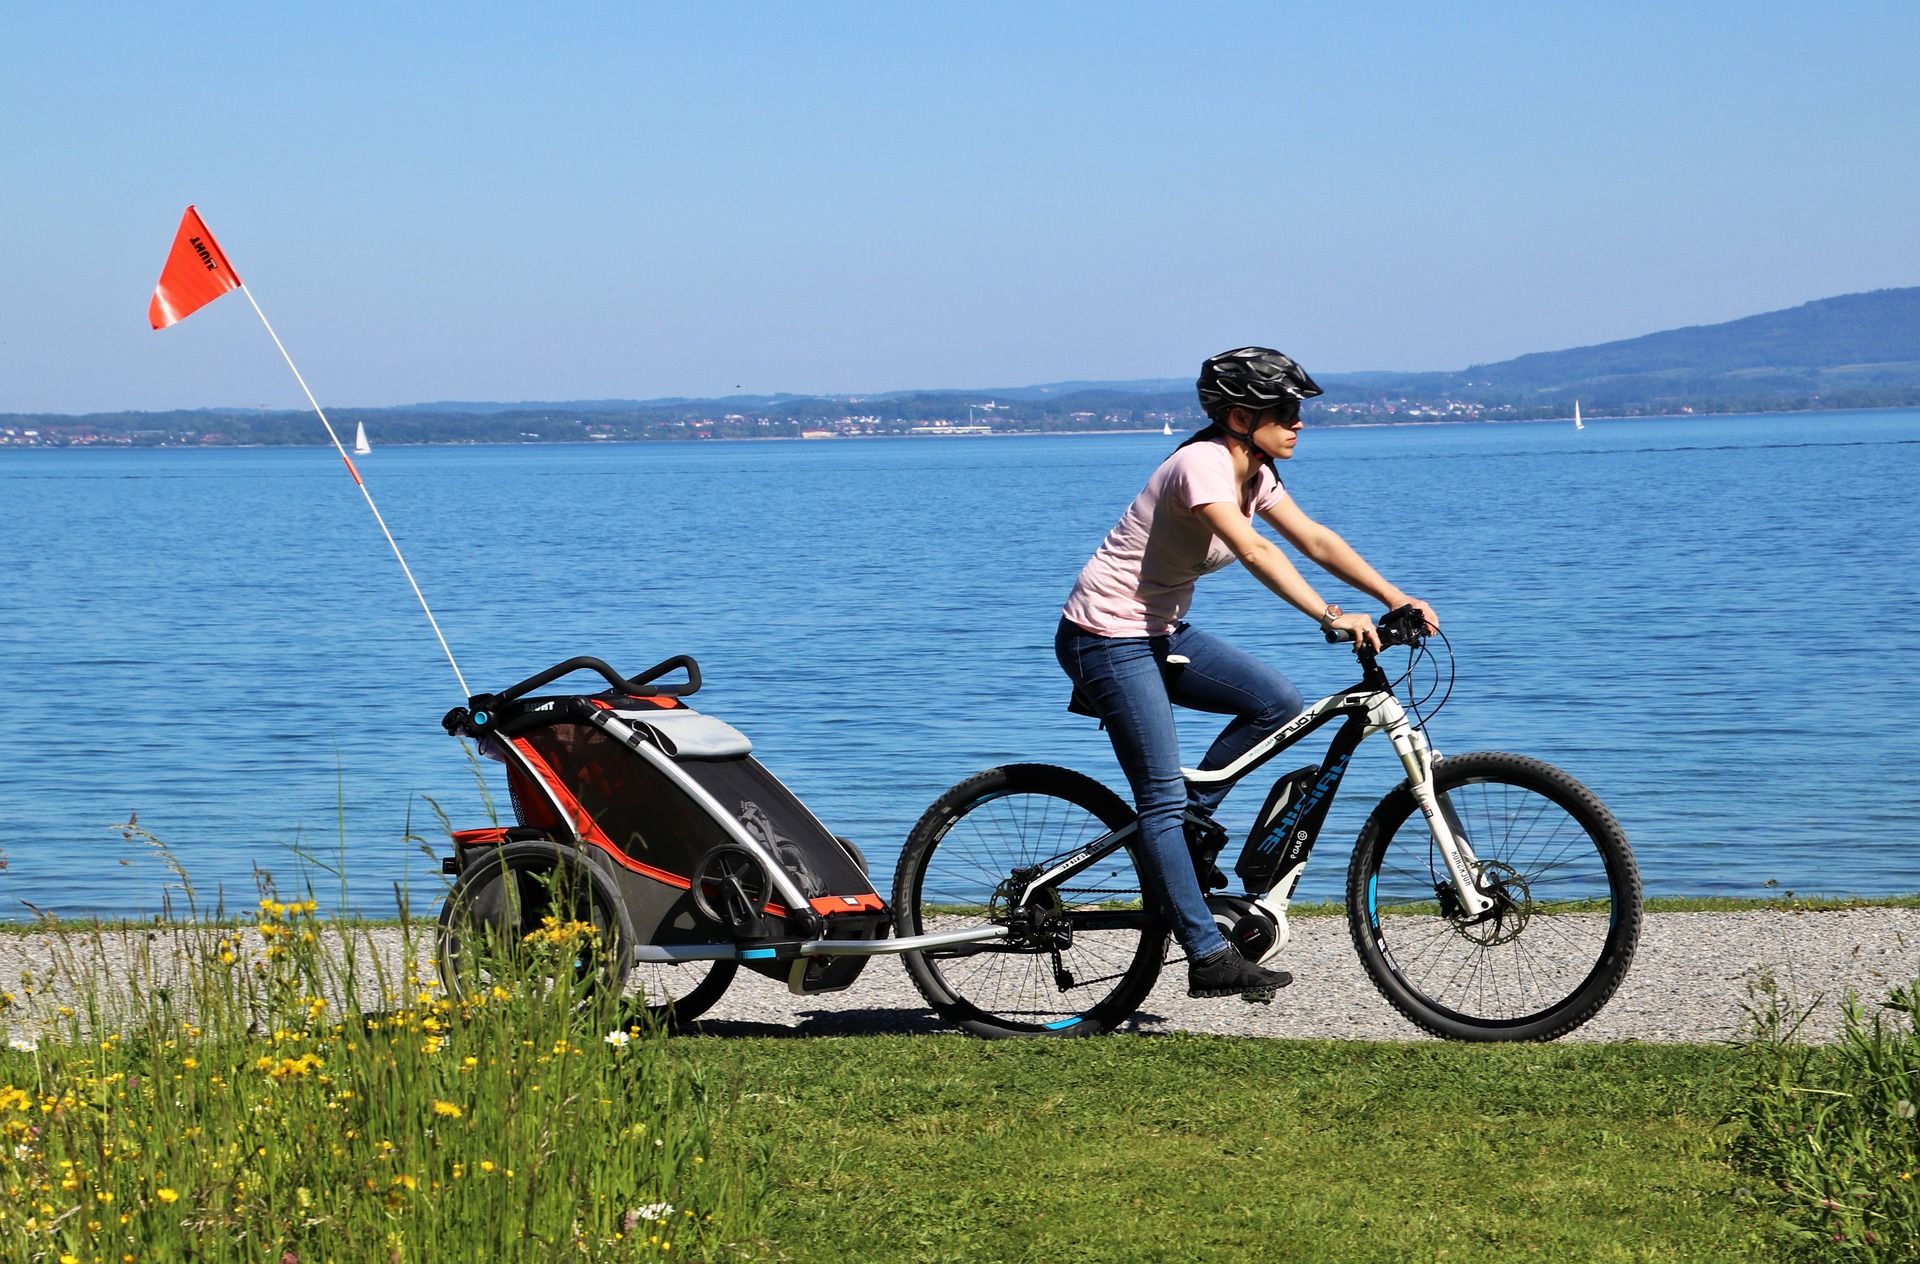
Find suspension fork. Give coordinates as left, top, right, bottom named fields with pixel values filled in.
left=1374, top=695, right=1494, bottom=918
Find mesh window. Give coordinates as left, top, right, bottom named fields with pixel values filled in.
left=516, top=724, right=731, bottom=881
left=674, top=757, right=869, bottom=898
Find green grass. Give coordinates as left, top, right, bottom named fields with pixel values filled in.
left=0, top=899, right=769, bottom=1263
left=1730, top=982, right=1920, bottom=1260
left=684, top=1035, right=1781, bottom=1263
left=1641, top=893, right=1920, bottom=914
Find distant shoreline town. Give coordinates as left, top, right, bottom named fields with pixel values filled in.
left=9, top=285, right=1919, bottom=449
left=0, top=399, right=1885, bottom=451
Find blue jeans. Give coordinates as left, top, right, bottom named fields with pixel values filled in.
left=1055, top=617, right=1304, bottom=959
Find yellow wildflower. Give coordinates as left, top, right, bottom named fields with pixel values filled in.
left=432, top=1100, right=463, bottom=1119
left=155, top=1187, right=179, bottom=1204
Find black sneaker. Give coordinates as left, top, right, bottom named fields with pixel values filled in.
left=1183, top=809, right=1229, bottom=891
left=1187, top=946, right=1293, bottom=999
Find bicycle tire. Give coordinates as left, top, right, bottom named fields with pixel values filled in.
left=894, top=763, right=1168, bottom=1039
left=1345, top=751, right=1641, bottom=1042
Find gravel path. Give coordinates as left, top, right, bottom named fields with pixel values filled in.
left=3, top=908, right=1914, bottom=1044
left=680, top=907, right=1920, bottom=1043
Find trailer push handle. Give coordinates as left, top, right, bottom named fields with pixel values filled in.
left=448, top=653, right=702, bottom=728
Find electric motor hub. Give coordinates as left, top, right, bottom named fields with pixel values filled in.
left=1206, top=893, right=1282, bottom=964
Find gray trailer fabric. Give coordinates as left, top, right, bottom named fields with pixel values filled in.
left=617, top=708, right=753, bottom=759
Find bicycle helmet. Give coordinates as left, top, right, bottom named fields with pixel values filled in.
left=1196, top=347, right=1323, bottom=420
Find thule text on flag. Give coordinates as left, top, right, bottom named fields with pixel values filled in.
left=148, top=205, right=242, bottom=329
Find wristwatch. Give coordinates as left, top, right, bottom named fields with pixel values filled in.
left=1317, top=604, right=1343, bottom=631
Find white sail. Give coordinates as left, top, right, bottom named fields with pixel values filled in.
left=1162, top=421, right=1173, bottom=436
left=1573, top=401, right=1584, bottom=431
left=352, top=421, right=372, bottom=455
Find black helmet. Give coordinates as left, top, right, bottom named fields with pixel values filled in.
left=1196, top=347, right=1323, bottom=419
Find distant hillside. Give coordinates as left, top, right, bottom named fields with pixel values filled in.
left=7, top=288, right=1917, bottom=447
left=391, top=378, right=1195, bottom=415
left=1317, top=287, right=1920, bottom=414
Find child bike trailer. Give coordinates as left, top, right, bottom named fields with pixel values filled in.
left=436, top=655, right=889, bottom=1022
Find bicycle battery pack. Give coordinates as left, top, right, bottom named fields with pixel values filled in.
left=1235, top=762, right=1341, bottom=895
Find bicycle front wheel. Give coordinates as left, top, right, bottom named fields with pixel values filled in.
left=894, top=763, right=1167, bottom=1038
left=1346, top=751, right=1641, bottom=1041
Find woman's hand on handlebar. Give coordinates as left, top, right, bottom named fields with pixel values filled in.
left=1328, top=611, right=1383, bottom=650
left=1402, top=597, right=1439, bottom=634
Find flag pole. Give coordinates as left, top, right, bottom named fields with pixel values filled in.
left=237, top=283, right=471, bottom=699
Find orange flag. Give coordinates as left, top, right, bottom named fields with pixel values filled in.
left=148, top=205, right=242, bottom=329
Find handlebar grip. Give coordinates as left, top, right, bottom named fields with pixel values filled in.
left=1322, top=605, right=1428, bottom=649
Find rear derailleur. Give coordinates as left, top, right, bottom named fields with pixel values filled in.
left=993, top=865, right=1077, bottom=990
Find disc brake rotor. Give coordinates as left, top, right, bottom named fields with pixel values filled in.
left=989, top=875, right=1069, bottom=951
left=1453, top=860, right=1532, bottom=946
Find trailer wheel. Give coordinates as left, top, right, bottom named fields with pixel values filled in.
left=437, top=840, right=634, bottom=1001
left=440, top=840, right=735, bottom=1025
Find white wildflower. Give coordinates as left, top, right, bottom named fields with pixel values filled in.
left=604, top=1030, right=631, bottom=1048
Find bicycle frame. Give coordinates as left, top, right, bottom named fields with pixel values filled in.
left=1015, top=657, right=1496, bottom=922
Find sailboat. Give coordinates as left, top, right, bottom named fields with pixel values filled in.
left=1162, top=421, right=1173, bottom=436
left=352, top=421, right=372, bottom=455
left=1573, top=401, right=1584, bottom=431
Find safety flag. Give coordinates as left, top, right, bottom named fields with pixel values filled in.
left=148, top=205, right=242, bottom=329
left=143, top=203, right=472, bottom=696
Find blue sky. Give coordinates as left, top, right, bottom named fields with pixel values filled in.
left=4, top=1, right=1916, bottom=412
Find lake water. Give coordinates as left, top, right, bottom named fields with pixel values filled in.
left=2, top=410, right=1917, bottom=917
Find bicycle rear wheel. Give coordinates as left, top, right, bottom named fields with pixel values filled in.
left=1346, top=751, right=1641, bottom=1041
left=894, top=763, right=1167, bottom=1038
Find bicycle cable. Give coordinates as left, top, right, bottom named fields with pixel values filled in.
left=1403, top=625, right=1457, bottom=732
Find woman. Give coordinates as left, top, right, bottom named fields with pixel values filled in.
left=1056, top=346, right=1439, bottom=998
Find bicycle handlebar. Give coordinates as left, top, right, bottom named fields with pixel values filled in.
left=1323, top=604, right=1430, bottom=650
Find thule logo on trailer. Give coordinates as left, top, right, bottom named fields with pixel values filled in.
left=189, top=236, right=218, bottom=271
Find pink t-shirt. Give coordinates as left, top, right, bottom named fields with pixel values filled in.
left=1062, top=439, right=1288, bottom=637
